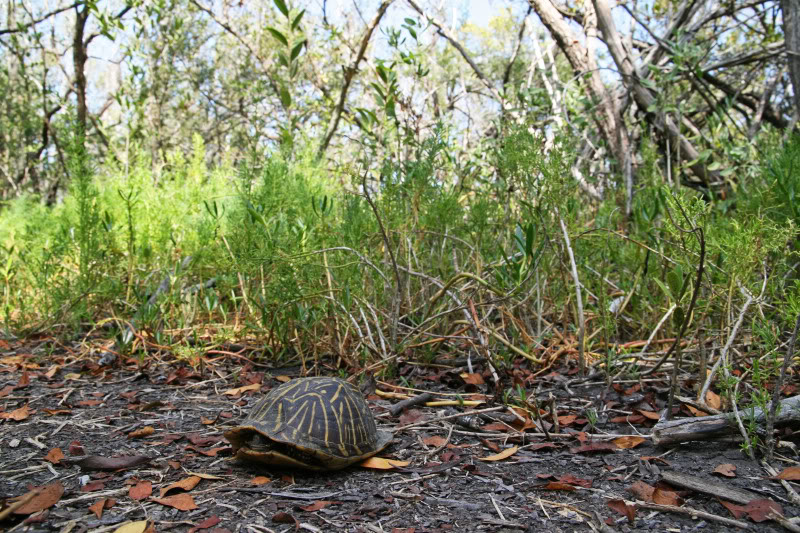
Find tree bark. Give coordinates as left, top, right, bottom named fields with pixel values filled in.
left=527, top=0, right=630, bottom=182
left=783, top=0, right=800, bottom=120
left=72, top=3, right=90, bottom=136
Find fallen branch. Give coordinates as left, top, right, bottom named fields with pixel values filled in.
left=652, top=395, right=800, bottom=447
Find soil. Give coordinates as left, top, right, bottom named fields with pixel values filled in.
left=1, top=339, right=798, bottom=532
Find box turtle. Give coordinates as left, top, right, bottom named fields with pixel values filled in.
left=224, top=377, right=392, bottom=471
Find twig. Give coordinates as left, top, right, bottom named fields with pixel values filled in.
left=767, top=312, right=800, bottom=460
left=557, top=210, right=585, bottom=376
left=634, top=501, right=750, bottom=529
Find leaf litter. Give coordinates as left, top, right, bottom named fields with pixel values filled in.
left=0, top=339, right=796, bottom=532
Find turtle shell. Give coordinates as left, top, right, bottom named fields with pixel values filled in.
left=224, top=377, right=392, bottom=471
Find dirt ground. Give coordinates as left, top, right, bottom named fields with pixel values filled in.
left=1, top=339, right=798, bottom=532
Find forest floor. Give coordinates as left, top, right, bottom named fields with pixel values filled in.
left=0, top=336, right=798, bottom=533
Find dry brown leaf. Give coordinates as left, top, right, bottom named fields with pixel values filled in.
left=0, top=404, right=31, bottom=421
left=637, top=410, right=661, bottom=420
left=251, top=476, right=271, bottom=485
left=128, top=426, right=155, bottom=439
left=159, top=476, right=201, bottom=497
left=151, top=493, right=198, bottom=511
left=275, top=375, right=291, bottom=383
left=460, top=372, right=485, bottom=385
left=685, top=404, right=708, bottom=417
left=223, top=383, right=261, bottom=396
left=705, top=390, right=722, bottom=409
left=713, top=463, right=737, bottom=477
left=45, top=447, right=64, bottom=464
left=612, top=436, right=646, bottom=449
left=299, top=500, right=335, bottom=512
left=628, top=481, right=655, bottom=502
left=129, top=481, right=152, bottom=500
left=12, top=482, right=64, bottom=515
left=652, top=488, right=681, bottom=506
left=774, top=466, right=800, bottom=480
left=422, top=436, right=448, bottom=447
left=89, top=499, right=106, bottom=519
left=479, top=446, right=519, bottom=462
left=607, top=499, right=635, bottom=523
left=359, top=457, right=410, bottom=469
left=112, top=521, right=149, bottom=533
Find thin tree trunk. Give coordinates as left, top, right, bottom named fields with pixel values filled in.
left=783, top=0, right=800, bottom=120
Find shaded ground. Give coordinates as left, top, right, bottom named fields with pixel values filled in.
left=0, top=339, right=798, bottom=532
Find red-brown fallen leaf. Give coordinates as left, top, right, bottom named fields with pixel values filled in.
left=460, top=372, right=485, bottom=385
left=42, top=408, right=71, bottom=416
left=479, top=446, right=519, bottom=462
left=609, top=414, right=646, bottom=424
left=159, top=476, right=201, bottom=497
left=558, top=474, right=592, bottom=488
left=152, top=493, right=197, bottom=511
left=652, top=488, right=681, bottom=506
left=130, top=481, right=152, bottom=500
left=200, top=417, right=215, bottom=425
left=0, top=404, right=31, bottom=421
left=557, top=414, right=577, bottom=426
left=0, top=384, right=14, bottom=398
left=45, top=448, right=64, bottom=464
left=392, top=529, right=415, bottom=533
left=482, top=422, right=510, bottom=432
left=713, top=463, right=737, bottom=477
left=167, top=460, right=181, bottom=470
left=398, top=409, right=425, bottom=425
left=774, top=466, right=800, bottom=480
left=81, top=481, right=106, bottom=492
left=185, top=445, right=226, bottom=457
left=570, top=442, right=618, bottom=454
left=12, top=481, right=64, bottom=515
left=685, top=404, right=708, bottom=417
left=68, top=441, right=85, bottom=456
left=481, top=438, right=501, bottom=452
left=251, top=476, right=271, bottom=485
left=629, top=481, right=655, bottom=502
left=613, top=436, right=646, bottom=449
left=77, top=400, right=103, bottom=407
left=222, top=383, right=260, bottom=396
left=637, top=410, right=660, bottom=420
left=16, top=371, right=30, bottom=388
left=360, top=457, right=410, bottom=469
left=188, top=515, right=221, bottom=533
left=539, top=481, right=577, bottom=491
left=185, top=434, right=216, bottom=446
left=422, top=436, right=448, bottom=447
left=128, top=426, right=155, bottom=439
left=298, top=500, right=335, bottom=512
left=720, top=498, right=784, bottom=522
left=88, top=499, right=106, bottom=519
left=607, top=498, right=636, bottom=523
left=72, top=455, right=150, bottom=471
left=272, top=511, right=297, bottom=524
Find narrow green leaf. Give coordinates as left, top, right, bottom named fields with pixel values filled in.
left=267, top=27, right=288, bottom=47
left=290, top=39, right=305, bottom=62
left=291, top=9, right=305, bottom=30
left=404, top=17, right=416, bottom=25
left=279, top=85, right=292, bottom=108
left=273, top=0, right=289, bottom=18
left=277, top=52, right=289, bottom=67
left=666, top=268, right=682, bottom=300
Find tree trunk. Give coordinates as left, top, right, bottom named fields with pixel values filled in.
left=72, top=3, right=90, bottom=137
left=783, top=0, right=800, bottom=120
